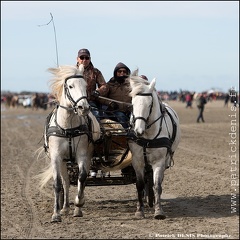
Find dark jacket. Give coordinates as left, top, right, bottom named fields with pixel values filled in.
left=197, top=95, right=207, bottom=108
left=101, top=62, right=132, bottom=112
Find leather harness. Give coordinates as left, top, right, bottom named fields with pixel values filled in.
left=127, top=93, right=177, bottom=167
left=44, top=75, right=93, bottom=162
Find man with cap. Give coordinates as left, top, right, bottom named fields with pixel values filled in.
left=100, top=62, right=132, bottom=128
left=76, top=48, right=109, bottom=120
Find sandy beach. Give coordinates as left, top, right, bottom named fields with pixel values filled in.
left=1, top=100, right=239, bottom=239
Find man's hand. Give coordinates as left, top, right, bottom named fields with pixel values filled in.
left=126, top=104, right=133, bottom=112
left=109, top=101, right=119, bottom=110
left=92, top=90, right=100, bottom=98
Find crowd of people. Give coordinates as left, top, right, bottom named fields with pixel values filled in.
left=2, top=48, right=239, bottom=121
left=1, top=92, right=55, bottom=110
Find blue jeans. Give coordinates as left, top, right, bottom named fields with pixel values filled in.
left=89, top=101, right=102, bottom=121
left=109, top=111, right=130, bottom=128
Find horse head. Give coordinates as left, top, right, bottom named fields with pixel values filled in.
left=65, top=64, right=90, bottom=116
left=130, top=70, right=156, bottom=136
left=48, top=64, right=90, bottom=116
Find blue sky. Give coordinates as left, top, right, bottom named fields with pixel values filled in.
left=1, top=1, right=239, bottom=93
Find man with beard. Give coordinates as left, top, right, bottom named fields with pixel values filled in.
left=101, top=62, right=132, bottom=128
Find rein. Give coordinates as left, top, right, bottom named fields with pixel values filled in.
left=98, top=95, right=133, bottom=107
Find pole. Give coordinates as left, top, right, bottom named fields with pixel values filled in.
left=50, top=13, right=59, bottom=67
left=38, top=13, right=59, bottom=67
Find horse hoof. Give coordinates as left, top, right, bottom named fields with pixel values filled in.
left=73, top=208, right=83, bottom=217
left=75, top=196, right=85, bottom=207
left=60, top=207, right=69, bottom=215
left=51, top=214, right=62, bottom=222
left=135, top=211, right=145, bottom=218
left=154, top=212, right=166, bottom=220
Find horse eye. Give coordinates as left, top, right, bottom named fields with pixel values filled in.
left=69, top=85, right=73, bottom=89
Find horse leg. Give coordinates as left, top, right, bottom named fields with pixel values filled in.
left=135, top=170, right=145, bottom=218
left=51, top=172, right=63, bottom=222
left=73, top=162, right=88, bottom=217
left=60, top=162, right=70, bottom=215
left=153, top=166, right=166, bottom=219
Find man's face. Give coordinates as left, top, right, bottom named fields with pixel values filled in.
left=116, top=68, right=128, bottom=77
left=77, top=55, right=90, bottom=67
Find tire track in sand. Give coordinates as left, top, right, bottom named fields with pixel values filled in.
left=14, top=116, right=48, bottom=239
left=16, top=165, right=34, bottom=238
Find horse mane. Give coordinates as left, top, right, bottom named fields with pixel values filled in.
left=47, top=65, right=81, bottom=101
left=129, top=69, right=150, bottom=97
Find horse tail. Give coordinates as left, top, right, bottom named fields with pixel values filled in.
left=33, top=147, right=53, bottom=190
left=37, top=163, right=53, bottom=189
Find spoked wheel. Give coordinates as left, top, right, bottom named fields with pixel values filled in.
left=145, top=167, right=154, bottom=208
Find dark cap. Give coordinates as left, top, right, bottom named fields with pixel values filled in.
left=78, top=48, right=90, bottom=57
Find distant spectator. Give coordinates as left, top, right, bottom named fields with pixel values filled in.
left=185, top=93, right=193, bottom=108
left=196, top=93, right=207, bottom=123
left=230, top=89, right=238, bottom=107
left=224, top=93, right=230, bottom=107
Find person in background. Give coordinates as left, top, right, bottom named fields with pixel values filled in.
left=224, top=92, right=230, bottom=107
left=101, top=62, right=132, bottom=128
left=76, top=48, right=109, bottom=120
left=196, top=93, right=207, bottom=123
left=185, top=92, right=193, bottom=108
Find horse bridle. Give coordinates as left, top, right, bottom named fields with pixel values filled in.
left=131, top=93, right=154, bottom=128
left=131, top=92, right=167, bottom=134
left=58, top=75, right=88, bottom=114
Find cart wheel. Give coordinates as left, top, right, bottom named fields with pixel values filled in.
left=145, top=169, right=154, bottom=208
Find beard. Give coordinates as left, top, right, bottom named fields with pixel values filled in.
left=116, top=76, right=127, bottom=84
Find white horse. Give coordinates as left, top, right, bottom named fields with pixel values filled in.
left=38, top=64, right=100, bottom=222
left=128, top=70, right=181, bottom=219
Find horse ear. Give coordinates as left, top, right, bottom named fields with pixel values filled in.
left=149, top=78, right=156, bottom=91
left=78, top=64, right=84, bottom=74
left=131, top=68, right=139, bottom=77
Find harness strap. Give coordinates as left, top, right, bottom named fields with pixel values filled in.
left=44, top=110, right=94, bottom=164
left=128, top=134, right=172, bottom=150
left=56, top=104, right=74, bottom=112
left=127, top=103, right=178, bottom=168
left=166, top=108, right=177, bottom=144
left=46, top=125, right=89, bottom=138
left=65, top=75, right=83, bottom=82
left=143, top=146, right=154, bottom=172
left=68, top=137, right=73, bottom=161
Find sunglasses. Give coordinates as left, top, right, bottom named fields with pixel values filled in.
left=117, top=70, right=127, bottom=74
left=79, top=56, right=90, bottom=60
